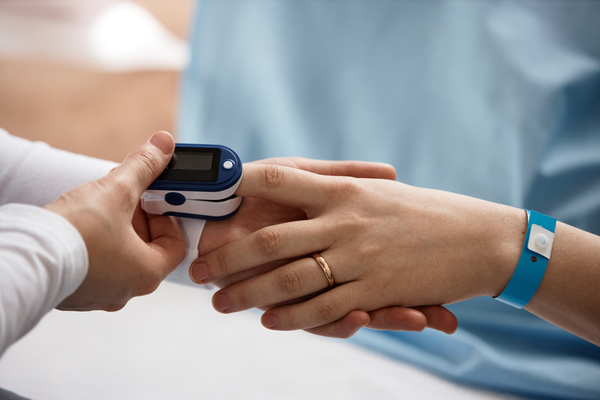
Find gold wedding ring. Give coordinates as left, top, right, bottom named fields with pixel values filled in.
left=312, top=253, right=335, bottom=287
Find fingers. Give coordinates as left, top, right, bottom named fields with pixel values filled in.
left=234, top=164, right=335, bottom=209
left=110, top=131, right=175, bottom=199
left=258, top=282, right=364, bottom=331
left=224, top=276, right=457, bottom=333
left=190, top=219, right=332, bottom=284
left=121, top=131, right=182, bottom=277
left=252, top=157, right=397, bottom=180
left=211, top=255, right=340, bottom=313
left=412, top=306, right=458, bottom=334
left=366, top=307, right=428, bottom=332
left=303, top=310, right=370, bottom=339
left=366, top=306, right=458, bottom=334
left=213, top=259, right=459, bottom=334
left=301, top=306, right=458, bottom=339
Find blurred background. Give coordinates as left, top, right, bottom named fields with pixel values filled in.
left=0, top=0, right=193, bottom=162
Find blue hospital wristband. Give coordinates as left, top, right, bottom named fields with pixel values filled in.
left=496, top=210, right=557, bottom=309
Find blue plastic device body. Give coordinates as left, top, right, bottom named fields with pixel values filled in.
left=147, top=144, right=242, bottom=193
left=141, top=144, right=243, bottom=220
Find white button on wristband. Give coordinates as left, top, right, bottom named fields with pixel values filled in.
left=496, top=210, right=557, bottom=309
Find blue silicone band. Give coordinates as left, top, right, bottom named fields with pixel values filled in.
left=496, top=210, right=557, bottom=309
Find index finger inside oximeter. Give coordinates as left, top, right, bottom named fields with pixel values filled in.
left=141, top=144, right=242, bottom=220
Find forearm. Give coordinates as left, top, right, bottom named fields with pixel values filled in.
left=525, top=222, right=600, bottom=346
left=429, top=199, right=600, bottom=345
left=473, top=204, right=600, bottom=345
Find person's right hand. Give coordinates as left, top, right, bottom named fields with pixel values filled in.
left=194, top=157, right=458, bottom=338
left=46, top=131, right=185, bottom=311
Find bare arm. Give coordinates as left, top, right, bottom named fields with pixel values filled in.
left=525, top=222, right=600, bottom=345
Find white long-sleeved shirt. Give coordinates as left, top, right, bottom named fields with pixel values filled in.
left=0, top=129, right=116, bottom=355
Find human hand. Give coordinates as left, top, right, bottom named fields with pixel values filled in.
left=46, top=131, right=185, bottom=311
left=192, top=161, right=461, bottom=337
left=198, top=157, right=396, bottom=287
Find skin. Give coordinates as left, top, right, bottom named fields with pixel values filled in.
left=196, top=159, right=458, bottom=338
left=191, top=164, right=600, bottom=346
left=46, top=131, right=185, bottom=311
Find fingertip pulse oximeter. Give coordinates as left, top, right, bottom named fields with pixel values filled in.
left=141, top=144, right=242, bottom=220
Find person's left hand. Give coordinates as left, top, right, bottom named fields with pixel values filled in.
left=198, top=157, right=397, bottom=288
left=46, top=131, right=185, bottom=311
left=192, top=160, right=459, bottom=337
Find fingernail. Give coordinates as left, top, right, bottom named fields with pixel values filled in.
left=190, top=262, right=210, bottom=283
left=149, top=131, right=173, bottom=155
left=213, top=293, right=230, bottom=312
left=262, top=314, right=278, bottom=329
left=189, top=262, right=210, bottom=284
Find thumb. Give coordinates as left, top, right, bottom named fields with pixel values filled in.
left=111, top=131, right=175, bottom=197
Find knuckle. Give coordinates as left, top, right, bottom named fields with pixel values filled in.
left=281, top=156, right=305, bottom=168
left=255, top=227, right=283, bottom=257
left=277, top=269, right=304, bottom=295
left=258, top=156, right=305, bottom=168
left=332, top=177, right=363, bottom=198
left=234, top=288, right=251, bottom=310
left=262, top=165, right=287, bottom=189
left=334, top=211, right=368, bottom=234
left=213, top=249, right=232, bottom=277
left=314, top=301, right=336, bottom=324
left=339, top=211, right=362, bottom=228
left=133, top=148, right=162, bottom=177
left=218, top=286, right=250, bottom=311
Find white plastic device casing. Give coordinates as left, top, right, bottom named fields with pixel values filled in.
left=141, top=179, right=242, bottom=220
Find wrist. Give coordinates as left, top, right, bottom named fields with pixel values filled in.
left=483, top=206, right=528, bottom=298
left=495, top=210, right=557, bottom=308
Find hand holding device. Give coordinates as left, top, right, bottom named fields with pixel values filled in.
left=46, top=131, right=185, bottom=311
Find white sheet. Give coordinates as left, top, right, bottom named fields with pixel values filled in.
left=0, top=282, right=526, bottom=400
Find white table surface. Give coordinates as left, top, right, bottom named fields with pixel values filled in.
left=0, top=281, right=526, bottom=400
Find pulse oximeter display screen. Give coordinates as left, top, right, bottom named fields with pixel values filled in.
left=157, top=147, right=220, bottom=182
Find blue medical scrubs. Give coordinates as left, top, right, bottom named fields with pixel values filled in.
left=179, top=1, right=600, bottom=398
